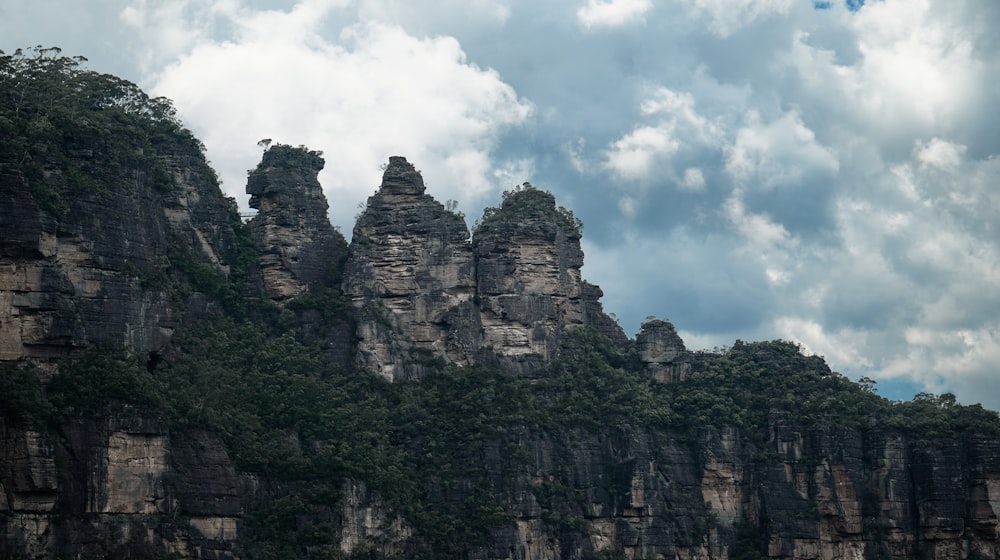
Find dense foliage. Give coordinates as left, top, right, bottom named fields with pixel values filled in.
left=0, top=46, right=208, bottom=214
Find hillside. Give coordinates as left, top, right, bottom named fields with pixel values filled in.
left=2, top=47, right=1000, bottom=560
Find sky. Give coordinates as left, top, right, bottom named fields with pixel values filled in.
left=4, top=0, right=1000, bottom=408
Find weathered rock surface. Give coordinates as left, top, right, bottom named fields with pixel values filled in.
left=247, top=145, right=348, bottom=301
left=0, top=145, right=239, bottom=362
left=342, top=167, right=626, bottom=380
left=343, top=156, right=479, bottom=380
left=637, top=319, right=691, bottom=382
left=473, top=184, right=592, bottom=361
left=0, top=414, right=242, bottom=559
left=4, top=136, right=1000, bottom=560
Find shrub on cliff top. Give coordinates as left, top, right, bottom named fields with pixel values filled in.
left=474, top=182, right=583, bottom=236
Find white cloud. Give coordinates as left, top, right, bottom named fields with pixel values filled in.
left=780, top=0, right=984, bottom=149
left=577, top=0, right=652, bottom=29
left=143, top=4, right=532, bottom=232
left=878, top=327, right=1000, bottom=404
left=618, top=195, right=637, bottom=218
left=356, top=0, right=511, bottom=31
left=723, top=189, right=796, bottom=253
left=849, top=0, right=978, bottom=128
left=120, top=0, right=236, bottom=73
left=491, top=158, right=537, bottom=191
left=774, top=317, right=873, bottom=369
left=915, top=137, right=966, bottom=170
left=604, top=86, right=720, bottom=182
left=681, top=0, right=795, bottom=38
left=681, top=167, right=705, bottom=191
left=604, top=125, right=680, bottom=181
left=724, top=110, right=839, bottom=189
left=565, top=137, right=590, bottom=174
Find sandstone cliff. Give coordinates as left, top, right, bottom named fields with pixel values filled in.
left=343, top=156, right=479, bottom=381
left=342, top=167, right=626, bottom=381
left=0, top=119, right=239, bottom=364
left=247, top=144, right=348, bottom=301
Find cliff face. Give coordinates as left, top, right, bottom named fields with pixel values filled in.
left=0, top=415, right=242, bottom=558
left=474, top=184, right=591, bottom=361
left=0, top=139, right=238, bottom=363
left=637, top=319, right=691, bottom=382
left=247, top=145, right=348, bottom=301
left=343, top=156, right=479, bottom=381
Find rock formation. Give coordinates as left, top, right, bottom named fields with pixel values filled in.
left=636, top=319, right=691, bottom=382
left=342, top=166, right=626, bottom=381
left=473, top=183, right=604, bottom=361
left=0, top=413, right=242, bottom=558
left=343, top=156, right=480, bottom=381
left=3, top=57, right=1000, bottom=558
left=0, top=143, right=238, bottom=363
left=247, top=144, right=348, bottom=301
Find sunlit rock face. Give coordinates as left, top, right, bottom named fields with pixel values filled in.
left=472, top=184, right=590, bottom=361
left=247, top=145, right=348, bottom=302
left=343, top=156, right=479, bottom=381
left=637, top=319, right=691, bottom=382
left=0, top=415, right=245, bottom=559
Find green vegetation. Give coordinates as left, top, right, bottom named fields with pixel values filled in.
left=0, top=46, right=207, bottom=215
left=474, top=182, right=583, bottom=236
left=253, top=142, right=325, bottom=173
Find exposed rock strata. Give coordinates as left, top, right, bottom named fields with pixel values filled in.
left=247, top=145, right=348, bottom=301
left=472, top=184, right=609, bottom=361
left=637, top=319, right=691, bottom=382
left=342, top=164, right=626, bottom=380
left=0, top=415, right=242, bottom=558
left=4, top=138, right=1000, bottom=560
left=342, top=156, right=479, bottom=381
left=0, top=147, right=238, bottom=362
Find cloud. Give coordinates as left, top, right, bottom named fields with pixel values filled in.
left=915, top=137, right=965, bottom=170
left=604, top=125, right=680, bottom=181
left=680, top=167, right=706, bottom=192
left=139, top=2, right=532, bottom=232
left=681, top=0, right=796, bottom=37
left=576, top=0, right=652, bottom=29
left=773, top=317, right=873, bottom=370
left=779, top=0, right=985, bottom=153
left=724, top=110, right=839, bottom=189
left=603, top=87, right=721, bottom=182
left=119, top=0, right=246, bottom=74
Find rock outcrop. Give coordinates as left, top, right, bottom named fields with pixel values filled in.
left=2, top=61, right=1000, bottom=558
left=0, top=414, right=242, bottom=558
left=342, top=167, right=626, bottom=381
left=343, top=156, right=479, bottom=381
left=473, top=183, right=599, bottom=361
left=637, top=319, right=691, bottom=382
left=247, top=145, right=348, bottom=301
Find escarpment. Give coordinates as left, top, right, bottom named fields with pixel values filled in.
left=342, top=156, right=479, bottom=381
left=4, top=56, right=1000, bottom=560
left=474, top=183, right=594, bottom=361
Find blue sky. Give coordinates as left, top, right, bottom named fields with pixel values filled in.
left=4, top=0, right=999, bottom=408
